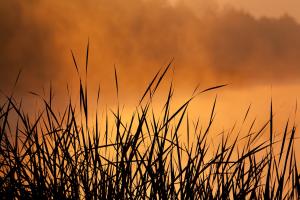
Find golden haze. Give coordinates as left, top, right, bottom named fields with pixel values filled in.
left=0, top=0, right=299, bottom=131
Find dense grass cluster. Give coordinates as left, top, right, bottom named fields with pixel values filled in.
left=0, top=51, right=300, bottom=199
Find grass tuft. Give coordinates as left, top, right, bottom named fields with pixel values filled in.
left=0, top=52, right=299, bottom=199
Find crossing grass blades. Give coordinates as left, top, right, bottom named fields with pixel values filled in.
left=0, top=47, right=300, bottom=199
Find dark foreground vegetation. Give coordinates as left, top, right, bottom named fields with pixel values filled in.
left=0, top=52, right=300, bottom=199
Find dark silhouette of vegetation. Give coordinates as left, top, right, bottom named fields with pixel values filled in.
left=0, top=48, right=299, bottom=199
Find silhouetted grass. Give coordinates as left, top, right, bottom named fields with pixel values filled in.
left=0, top=50, right=299, bottom=199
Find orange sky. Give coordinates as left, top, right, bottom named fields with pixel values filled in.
left=174, top=0, right=300, bottom=20
left=219, top=0, right=300, bottom=20
left=0, top=0, right=300, bottom=134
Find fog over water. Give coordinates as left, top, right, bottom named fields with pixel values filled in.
left=0, top=0, right=299, bottom=133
